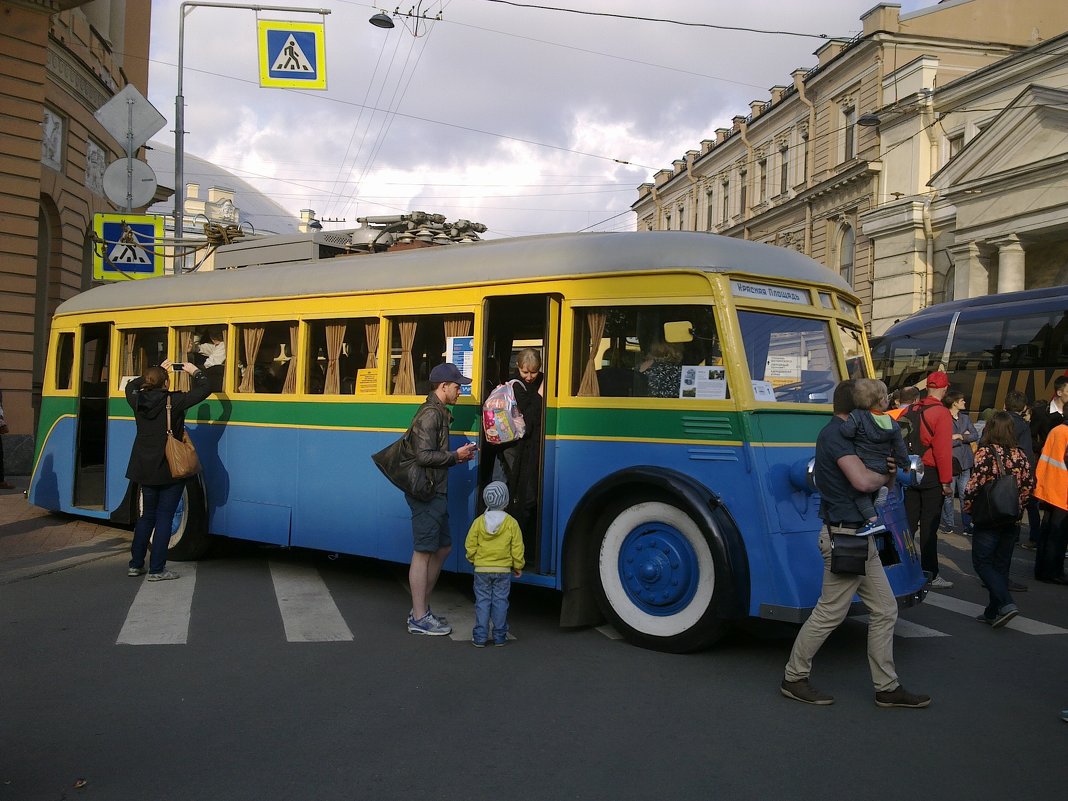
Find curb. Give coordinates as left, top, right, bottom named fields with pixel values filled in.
left=0, top=532, right=131, bottom=585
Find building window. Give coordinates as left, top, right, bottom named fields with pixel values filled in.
left=758, top=160, right=767, bottom=204
left=721, top=181, right=730, bottom=223
left=780, top=147, right=789, bottom=195
left=801, top=132, right=809, bottom=183
left=739, top=171, right=747, bottom=216
left=947, top=133, right=964, bottom=162
left=838, top=224, right=855, bottom=286
left=706, top=188, right=715, bottom=230
left=843, top=106, right=856, bottom=161
left=678, top=206, right=685, bottom=230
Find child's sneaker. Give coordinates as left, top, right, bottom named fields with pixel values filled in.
left=407, top=611, right=451, bottom=636
left=472, top=639, right=486, bottom=648
left=855, top=520, right=887, bottom=536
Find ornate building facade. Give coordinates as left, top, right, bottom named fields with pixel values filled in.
left=631, top=1, right=1068, bottom=336
left=0, top=0, right=152, bottom=470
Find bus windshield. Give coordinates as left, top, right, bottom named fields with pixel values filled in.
left=738, top=310, right=842, bottom=404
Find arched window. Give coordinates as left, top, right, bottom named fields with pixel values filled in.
left=943, top=265, right=956, bottom=303
left=838, top=224, right=855, bottom=286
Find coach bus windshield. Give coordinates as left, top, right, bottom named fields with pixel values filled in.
left=738, top=310, right=852, bottom=404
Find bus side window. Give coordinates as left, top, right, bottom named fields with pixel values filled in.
left=306, top=317, right=374, bottom=395
left=55, top=332, right=75, bottom=390
left=118, top=327, right=167, bottom=385
left=388, top=313, right=474, bottom=396
left=235, top=321, right=298, bottom=394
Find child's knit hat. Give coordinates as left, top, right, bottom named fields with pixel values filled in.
left=483, top=481, right=509, bottom=511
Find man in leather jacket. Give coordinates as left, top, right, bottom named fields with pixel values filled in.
left=405, top=362, right=477, bottom=636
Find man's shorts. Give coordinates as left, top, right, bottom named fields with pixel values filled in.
left=405, top=493, right=451, bottom=553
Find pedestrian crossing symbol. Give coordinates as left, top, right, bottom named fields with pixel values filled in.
left=258, top=19, right=327, bottom=90
left=93, top=213, right=164, bottom=280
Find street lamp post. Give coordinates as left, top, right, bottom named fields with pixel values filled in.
left=175, top=1, right=330, bottom=273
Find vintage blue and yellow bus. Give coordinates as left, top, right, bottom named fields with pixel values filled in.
left=29, top=230, right=925, bottom=651
left=872, top=285, right=1068, bottom=413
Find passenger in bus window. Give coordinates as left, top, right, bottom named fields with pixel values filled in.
left=495, top=348, right=544, bottom=550
left=781, top=379, right=931, bottom=709
left=638, top=342, right=682, bottom=398
left=197, top=328, right=226, bottom=392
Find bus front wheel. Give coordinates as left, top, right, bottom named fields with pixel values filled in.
left=143, top=478, right=210, bottom=561
left=593, top=498, right=728, bottom=653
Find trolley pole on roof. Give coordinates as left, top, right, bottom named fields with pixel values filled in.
left=175, top=1, right=331, bottom=274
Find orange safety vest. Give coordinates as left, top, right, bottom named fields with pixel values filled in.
left=1035, top=423, right=1068, bottom=511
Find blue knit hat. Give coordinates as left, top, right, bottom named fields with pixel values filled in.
left=483, top=481, right=509, bottom=511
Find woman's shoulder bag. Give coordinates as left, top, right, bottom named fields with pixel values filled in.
left=165, top=396, right=201, bottom=479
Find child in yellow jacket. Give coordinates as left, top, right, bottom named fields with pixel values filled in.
left=465, top=481, right=525, bottom=646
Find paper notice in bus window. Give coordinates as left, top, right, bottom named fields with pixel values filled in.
left=355, top=368, right=379, bottom=395
left=752, top=380, right=777, bottom=402
left=680, top=366, right=727, bottom=400
left=447, top=335, right=475, bottom=397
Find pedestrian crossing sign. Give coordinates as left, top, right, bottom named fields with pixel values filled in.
left=258, top=19, right=327, bottom=90
left=93, top=213, right=164, bottom=281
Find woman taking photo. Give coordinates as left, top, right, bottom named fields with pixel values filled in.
left=941, top=390, right=979, bottom=536
left=125, top=360, right=210, bottom=581
left=963, top=411, right=1034, bottom=628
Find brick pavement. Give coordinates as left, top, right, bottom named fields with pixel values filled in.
left=0, top=476, right=131, bottom=583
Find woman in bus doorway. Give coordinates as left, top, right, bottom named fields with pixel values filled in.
left=496, top=348, right=544, bottom=552
left=940, top=391, right=979, bottom=537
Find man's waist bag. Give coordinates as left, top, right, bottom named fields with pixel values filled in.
left=483, top=379, right=526, bottom=444
left=970, top=446, right=1020, bottom=528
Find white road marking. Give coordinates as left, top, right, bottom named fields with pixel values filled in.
left=853, top=615, right=949, bottom=638
left=117, top=563, right=197, bottom=645
left=269, top=561, right=353, bottom=642
left=923, top=592, right=1068, bottom=635
left=596, top=624, right=624, bottom=640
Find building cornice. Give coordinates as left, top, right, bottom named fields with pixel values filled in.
left=7, top=0, right=92, bottom=12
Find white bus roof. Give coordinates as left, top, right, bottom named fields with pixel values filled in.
left=59, top=231, right=852, bottom=316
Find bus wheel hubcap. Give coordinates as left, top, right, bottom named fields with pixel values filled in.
left=619, top=524, right=699, bottom=615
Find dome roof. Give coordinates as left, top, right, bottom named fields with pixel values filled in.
left=145, top=140, right=299, bottom=235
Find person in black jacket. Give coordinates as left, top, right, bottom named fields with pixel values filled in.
left=125, top=360, right=210, bottom=581
left=496, top=348, right=544, bottom=554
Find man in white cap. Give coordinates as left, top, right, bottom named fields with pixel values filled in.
left=406, top=363, right=477, bottom=636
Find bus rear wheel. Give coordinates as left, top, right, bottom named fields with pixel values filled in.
left=143, top=478, right=210, bottom=561
left=593, top=497, right=728, bottom=653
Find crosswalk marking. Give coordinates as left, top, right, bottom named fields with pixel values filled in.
left=269, top=561, right=353, bottom=642
left=117, top=563, right=198, bottom=645
left=923, top=592, right=1068, bottom=635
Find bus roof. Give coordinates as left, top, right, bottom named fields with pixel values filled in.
left=58, top=231, right=852, bottom=316
left=879, top=285, right=1068, bottom=337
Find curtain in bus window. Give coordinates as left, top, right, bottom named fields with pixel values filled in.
left=395, top=320, right=417, bottom=395
left=324, top=323, right=345, bottom=394
left=364, top=321, right=379, bottom=369
left=175, top=329, right=195, bottom=391
left=123, top=333, right=136, bottom=376
left=578, top=310, right=606, bottom=397
left=444, top=315, right=471, bottom=338
left=240, top=326, right=265, bottom=393
left=282, top=323, right=299, bottom=394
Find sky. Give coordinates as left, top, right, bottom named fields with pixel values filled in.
left=145, top=0, right=934, bottom=238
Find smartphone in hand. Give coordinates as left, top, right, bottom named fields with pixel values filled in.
left=171, top=363, right=186, bottom=371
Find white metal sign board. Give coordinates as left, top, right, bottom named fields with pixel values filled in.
left=258, top=19, right=327, bottom=89
left=93, top=84, right=167, bottom=151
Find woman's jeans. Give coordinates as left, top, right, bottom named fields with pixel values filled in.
left=130, top=482, right=185, bottom=574
left=940, top=470, right=971, bottom=533
left=472, top=572, right=511, bottom=644
left=971, top=524, right=1017, bottom=618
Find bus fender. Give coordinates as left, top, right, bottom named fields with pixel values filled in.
left=560, top=466, right=750, bottom=628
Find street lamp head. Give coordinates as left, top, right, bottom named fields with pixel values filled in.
left=369, top=12, right=395, bottom=28
left=858, top=112, right=881, bottom=127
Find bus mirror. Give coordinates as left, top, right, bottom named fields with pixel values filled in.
left=663, top=321, right=693, bottom=343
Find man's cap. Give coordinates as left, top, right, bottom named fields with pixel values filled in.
left=429, top=362, right=471, bottom=385
left=483, top=481, right=509, bottom=511
left=926, top=371, right=949, bottom=389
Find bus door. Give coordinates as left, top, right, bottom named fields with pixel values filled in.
left=73, top=323, right=110, bottom=509
left=480, top=294, right=559, bottom=574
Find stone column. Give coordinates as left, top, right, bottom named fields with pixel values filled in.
left=993, top=235, right=1026, bottom=293
left=948, top=241, right=987, bottom=300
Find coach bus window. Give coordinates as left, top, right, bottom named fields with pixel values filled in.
left=388, top=313, right=474, bottom=395
left=119, top=328, right=167, bottom=386
left=306, top=318, right=374, bottom=395
left=236, top=321, right=298, bottom=394
left=870, top=325, right=947, bottom=389
left=55, top=332, right=74, bottom=390
left=572, top=305, right=726, bottom=399
left=952, top=313, right=1060, bottom=371
left=836, top=323, right=869, bottom=379
left=737, top=311, right=840, bottom=404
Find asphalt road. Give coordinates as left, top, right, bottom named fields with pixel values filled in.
left=1, top=535, right=1067, bottom=801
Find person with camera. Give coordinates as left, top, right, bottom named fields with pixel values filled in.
left=124, top=360, right=210, bottom=581
left=964, top=412, right=1034, bottom=627
left=781, top=380, right=931, bottom=708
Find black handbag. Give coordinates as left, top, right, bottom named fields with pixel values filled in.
left=371, top=427, right=435, bottom=502
left=970, top=447, right=1020, bottom=528
left=830, top=532, right=868, bottom=575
